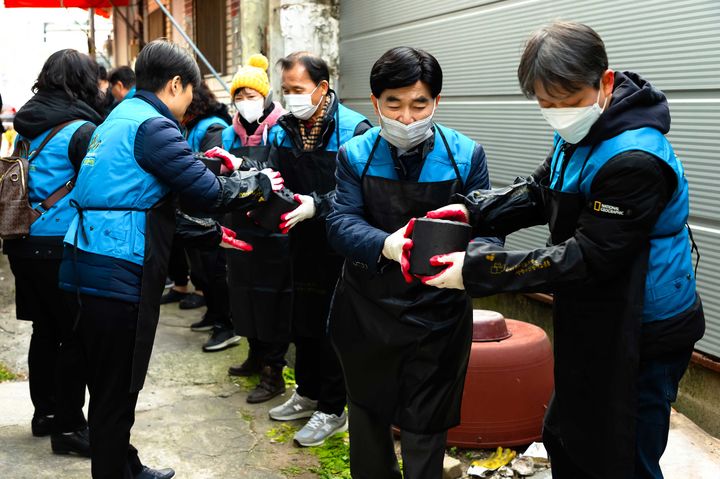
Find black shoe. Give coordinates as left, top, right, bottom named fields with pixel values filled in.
left=190, top=314, right=214, bottom=332
left=179, top=293, right=205, bottom=310
left=203, top=326, right=241, bottom=352
left=228, top=356, right=263, bottom=377
left=51, top=427, right=91, bottom=457
left=160, top=288, right=189, bottom=305
left=31, top=415, right=54, bottom=437
left=247, top=366, right=285, bottom=404
left=135, top=466, right=175, bottom=479
left=164, top=277, right=174, bottom=289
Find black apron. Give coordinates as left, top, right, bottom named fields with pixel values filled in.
left=273, top=120, right=343, bottom=338
left=72, top=196, right=176, bottom=392
left=225, top=144, right=293, bottom=342
left=131, top=196, right=175, bottom=391
left=539, top=144, right=646, bottom=478
left=329, top=129, right=473, bottom=434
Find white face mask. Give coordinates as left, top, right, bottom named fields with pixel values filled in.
left=378, top=101, right=436, bottom=150
left=236, top=99, right=265, bottom=123
left=540, top=89, right=608, bottom=144
left=284, top=84, right=323, bottom=120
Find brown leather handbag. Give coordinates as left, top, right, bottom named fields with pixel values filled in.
left=0, top=121, right=78, bottom=239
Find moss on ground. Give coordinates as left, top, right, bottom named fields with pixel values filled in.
left=0, top=363, right=15, bottom=382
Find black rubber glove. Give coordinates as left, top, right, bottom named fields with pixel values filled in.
left=452, top=176, right=546, bottom=237
left=174, top=211, right=222, bottom=250
left=214, top=170, right=272, bottom=212
left=462, top=238, right=587, bottom=297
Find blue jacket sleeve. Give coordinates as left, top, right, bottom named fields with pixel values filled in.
left=326, top=146, right=389, bottom=274
left=135, top=117, right=220, bottom=209
left=465, top=144, right=504, bottom=247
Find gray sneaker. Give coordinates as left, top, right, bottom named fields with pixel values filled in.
left=293, top=410, right=348, bottom=447
left=268, top=391, right=318, bottom=421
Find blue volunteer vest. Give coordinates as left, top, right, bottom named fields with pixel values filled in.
left=19, top=121, right=88, bottom=237
left=269, top=103, right=368, bottom=153
left=221, top=124, right=243, bottom=151
left=343, top=124, right=475, bottom=184
left=549, top=127, right=695, bottom=322
left=186, top=116, right=230, bottom=152
left=63, top=98, right=170, bottom=265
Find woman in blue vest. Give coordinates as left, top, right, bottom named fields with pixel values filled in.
left=57, top=40, right=281, bottom=479
left=184, top=81, right=232, bottom=152
left=427, top=22, right=705, bottom=479
left=175, top=81, right=237, bottom=351
left=261, top=51, right=372, bottom=447
left=326, top=47, right=501, bottom=478
left=4, top=49, right=103, bottom=457
left=208, top=54, right=294, bottom=381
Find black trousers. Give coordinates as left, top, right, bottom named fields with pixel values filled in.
left=167, top=236, right=204, bottom=290
left=187, top=247, right=231, bottom=329
left=77, top=294, right=144, bottom=479
left=247, top=337, right=288, bottom=369
left=347, top=400, right=448, bottom=479
left=8, top=255, right=86, bottom=432
left=292, top=335, right=346, bottom=416
left=544, top=348, right=694, bottom=479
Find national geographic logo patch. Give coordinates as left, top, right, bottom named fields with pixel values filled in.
left=589, top=200, right=632, bottom=218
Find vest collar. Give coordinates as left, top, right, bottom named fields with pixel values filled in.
left=134, top=90, right=181, bottom=129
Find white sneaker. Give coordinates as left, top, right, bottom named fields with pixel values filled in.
left=268, top=391, right=318, bottom=421
left=293, top=410, right=348, bottom=447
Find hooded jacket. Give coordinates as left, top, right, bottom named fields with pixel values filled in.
left=461, top=71, right=698, bottom=324
left=3, top=90, right=102, bottom=258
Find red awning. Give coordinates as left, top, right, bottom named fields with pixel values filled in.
left=4, top=1, right=129, bottom=7
left=4, top=1, right=129, bottom=18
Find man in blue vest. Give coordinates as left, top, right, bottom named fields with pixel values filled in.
left=59, top=40, right=281, bottom=479
left=426, top=22, right=705, bottom=479
left=326, top=47, right=500, bottom=479
left=109, top=66, right=137, bottom=102
left=260, top=52, right=371, bottom=447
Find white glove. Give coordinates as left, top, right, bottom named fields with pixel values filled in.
left=422, top=251, right=466, bottom=290
left=425, top=203, right=470, bottom=223
left=204, top=146, right=243, bottom=173
left=279, top=194, right=315, bottom=233
left=382, top=221, right=413, bottom=263
left=260, top=168, right=285, bottom=192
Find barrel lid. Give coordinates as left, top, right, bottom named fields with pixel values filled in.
left=472, top=310, right=512, bottom=342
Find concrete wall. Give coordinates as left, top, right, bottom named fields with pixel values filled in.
left=475, top=294, right=720, bottom=439
left=268, top=0, right=340, bottom=99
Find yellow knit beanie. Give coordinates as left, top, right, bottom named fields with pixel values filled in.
left=230, top=54, right=270, bottom=98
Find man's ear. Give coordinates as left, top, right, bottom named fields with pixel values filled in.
left=321, top=80, right=330, bottom=96
left=171, top=75, right=183, bottom=96
left=370, top=94, right=380, bottom=118
left=601, top=69, right=615, bottom=97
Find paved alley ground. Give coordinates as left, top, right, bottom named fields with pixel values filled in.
left=0, top=256, right=719, bottom=478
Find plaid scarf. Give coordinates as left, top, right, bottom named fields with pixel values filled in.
left=299, top=95, right=331, bottom=151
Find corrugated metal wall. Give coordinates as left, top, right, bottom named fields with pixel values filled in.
left=338, top=0, right=720, bottom=357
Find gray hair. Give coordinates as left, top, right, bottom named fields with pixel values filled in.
left=517, top=21, right=608, bottom=98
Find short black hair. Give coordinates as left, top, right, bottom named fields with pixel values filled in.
left=135, top=40, right=201, bottom=93
left=517, top=21, right=608, bottom=98
left=370, top=47, right=443, bottom=98
left=33, top=49, right=102, bottom=112
left=108, top=66, right=135, bottom=88
left=277, top=51, right=330, bottom=85
left=98, top=65, right=108, bottom=81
